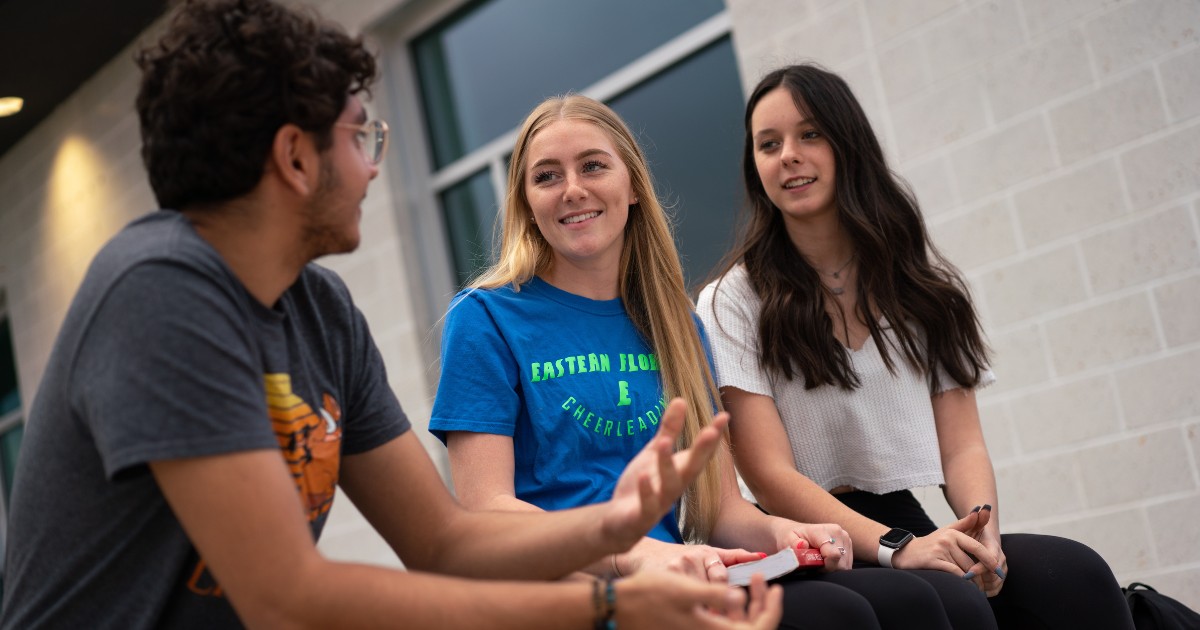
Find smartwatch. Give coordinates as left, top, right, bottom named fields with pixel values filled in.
left=877, top=528, right=913, bottom=568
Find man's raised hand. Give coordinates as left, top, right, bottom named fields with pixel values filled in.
left=604, top=398, right=727, bottom=548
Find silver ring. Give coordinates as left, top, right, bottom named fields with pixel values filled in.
left=837, top=546, right=847, bottom=556
left=705, top=559, right=721, bottom=569
left=825, top=538, right=836, bottom=546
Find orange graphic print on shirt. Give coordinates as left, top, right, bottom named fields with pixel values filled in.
left=187, top=374, right=343, bottom=597
left=264, top=373, right=343, bottom=521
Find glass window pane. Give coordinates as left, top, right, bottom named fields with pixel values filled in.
left=608, top=37, right=744, bottom=288
left=1, top=422, right=22, bottom=503
left=440, top=168, right=499, bottom=286
left=413, top=0, right=724, bottom=168
left=0, top=318, right=18, bottom=417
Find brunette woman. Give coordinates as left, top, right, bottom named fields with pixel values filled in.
left=699, top=64, right=1133, bottom=629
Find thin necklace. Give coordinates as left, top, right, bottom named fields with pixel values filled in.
left=819, top=255, right=854, bottom=295
left=822, top=255, right=854, bottom=279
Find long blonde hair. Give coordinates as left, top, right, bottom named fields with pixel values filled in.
left=472, top=95, right=724, bottom=542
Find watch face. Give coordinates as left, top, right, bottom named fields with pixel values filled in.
left=880, top=528, right=914, bottom=549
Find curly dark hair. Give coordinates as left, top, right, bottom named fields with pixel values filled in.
left=135, top=0, right=376, bottom=209
left=709, top=63, right=989, bottom=392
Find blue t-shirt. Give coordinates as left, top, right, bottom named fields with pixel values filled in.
left=430, top=277, right=684, bottom=542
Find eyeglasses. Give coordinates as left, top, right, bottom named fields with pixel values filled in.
left=335, top=119, right=389, bottom=165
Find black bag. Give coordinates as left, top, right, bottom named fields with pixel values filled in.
left=1124, top=582, right=1200, bottom=630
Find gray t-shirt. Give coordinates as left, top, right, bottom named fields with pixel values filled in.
left=1, top=210, right=409, bottom=629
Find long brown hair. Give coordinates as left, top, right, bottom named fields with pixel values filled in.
left=710, top=64, right=989, bottom=392
left=472, top=95, right=724, bottom=542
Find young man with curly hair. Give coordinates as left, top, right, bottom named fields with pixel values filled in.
left=0, top=1, right=780, bottom=628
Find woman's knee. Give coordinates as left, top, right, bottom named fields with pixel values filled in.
left=777, top=579, right=882, bottom=630
left=1003, top=533, right=1121, bottom=588
left=908, top=569, right=998, bottom=630
left=825, top=569, right=961, bottom=630
left=1005, top=533, right=1109, bottom=568
left=997, top=533, right=1129, bottom=623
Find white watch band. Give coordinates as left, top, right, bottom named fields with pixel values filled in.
left=877, top=544, right=898, bottom=568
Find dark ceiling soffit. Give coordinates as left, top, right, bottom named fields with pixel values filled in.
left=0, top=0, right=170, bottom=160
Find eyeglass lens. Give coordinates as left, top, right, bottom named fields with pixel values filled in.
left=365, top=120, right=387, bottom=164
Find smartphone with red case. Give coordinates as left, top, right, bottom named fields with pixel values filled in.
left=795, top=547, right=825, bottom=569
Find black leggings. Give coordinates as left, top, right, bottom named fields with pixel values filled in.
left=774, top=567, right=975, bottom=629
left=820, top=489, right=1137, bottom=629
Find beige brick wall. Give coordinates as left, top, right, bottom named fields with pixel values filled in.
left=730, top=0, right=1200, bottom=609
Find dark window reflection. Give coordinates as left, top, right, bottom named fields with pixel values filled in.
left=440, top=169, right=498, bottom=286
left=1, top=423, right=22, bottom=503
left=609, top=38, right=744, bottom=289
left=413, top=0, right=723, bottom=168
left=0, top=318, right=18, bottom=417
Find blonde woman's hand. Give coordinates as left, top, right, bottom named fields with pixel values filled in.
left=618, top=539, right=765, bottom=583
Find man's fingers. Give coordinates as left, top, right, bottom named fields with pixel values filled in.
left=635, top=399, right=727, bottom=525
left=709, top=411, right=730, bottom=433
left=673, top=411, right=727, bottom=481
left=744, top=573, right=767, bottom=619
left=635, top=438, right=676, bottom=519
left=636, top=471, right=657, bottom=516
left=724, top=588, right=747, bottom=622
left=686, top=580, right=743, bottom=615
left=749, top=578, right=784, bottom=629
left=654, top=398, right=721, bottom=487
left=688, top=575, right=781, bottom=629
left=651, top=435, right=673, bottom=489
left=654, top=398, right=687, bottom=443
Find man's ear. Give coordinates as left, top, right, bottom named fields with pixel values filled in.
left=268, top=123, right=319, bottom=196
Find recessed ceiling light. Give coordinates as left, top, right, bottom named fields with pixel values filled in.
left=0, top=97, right=24, bottom=117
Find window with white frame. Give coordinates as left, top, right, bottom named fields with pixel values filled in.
left=380, top=0, right=746, bottom=337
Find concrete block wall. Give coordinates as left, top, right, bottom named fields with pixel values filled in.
left=729, top=0, right=1200, bottom=608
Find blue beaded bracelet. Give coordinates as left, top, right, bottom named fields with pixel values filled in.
left=593, top=578, right=616, bottom=630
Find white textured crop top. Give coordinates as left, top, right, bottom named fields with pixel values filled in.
left=697, top=265, right=994, bottom=494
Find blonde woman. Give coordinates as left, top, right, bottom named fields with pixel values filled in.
left=430, top=95, right=957, bottom=629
